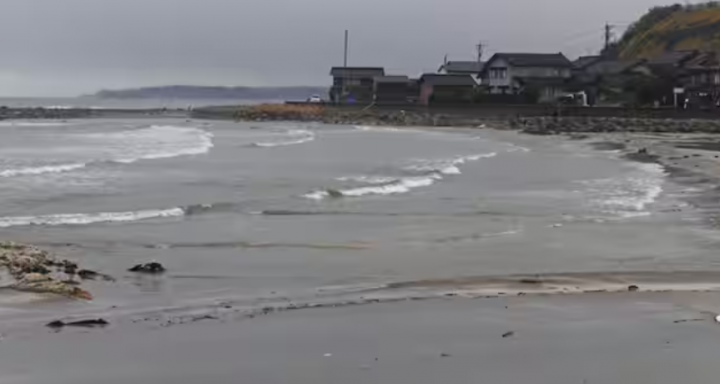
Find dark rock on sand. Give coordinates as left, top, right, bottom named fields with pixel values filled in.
left=129, top=262, right=166, bottom=274
left=628, top=285, right=639, bottom=292
left=78, top=269, right=115, bottom=282
left=46, top=318, right=109, bottom=328
left=502, top=331, right=515, bottom=338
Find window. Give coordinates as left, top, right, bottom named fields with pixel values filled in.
left=489, top=68, right=508, bottom=80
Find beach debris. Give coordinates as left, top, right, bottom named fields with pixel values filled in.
left=628, top=285, right=639, bottom=292
left=46, top=318, right=109, bottom=329
left=0, top=241, right=101, bottom=300
left=323, top=353, right=333, bottom=357
left=78, top=269, right=115, bottom=282
left=715, top=315, right=720, bottom=323
left=673, top=318, right=704, bottom=324
left=440, top=352, right=452, bottom=357
left=519, top=278, right=542, bottom=285
left=502, top=331, right=515, bottom=338
left=128, top=261, right=166, bottom=274
left=326, top=189, right=343, bottom=198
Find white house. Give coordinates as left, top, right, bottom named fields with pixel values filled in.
left=480, top=53, right=573, bottom=102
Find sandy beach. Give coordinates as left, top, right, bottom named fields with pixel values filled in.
left=4, top=292, right=720, bottom=383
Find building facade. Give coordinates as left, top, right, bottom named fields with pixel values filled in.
left=329, top=67, right=385, bottom=104
left=480, top=53, right=573, bottom=102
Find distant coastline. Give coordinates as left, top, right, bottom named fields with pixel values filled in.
left=93, top=85, right=327, bottom=100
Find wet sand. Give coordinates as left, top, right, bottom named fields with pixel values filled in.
left=2, top=293, right=720, bottom=383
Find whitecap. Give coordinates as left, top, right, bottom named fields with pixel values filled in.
left=354, top=125, right=403, bottom=132
left=0, top=163, right=87, bottom=177
left=83, top=125, right=214, bottom=163
left=304, top=176, right=439, bottom=200
left=404, top=153, right=497, bottom=175
left=250, top=128, right=315, bottom=148
left=0, top=207, right=185, bottom=228
left=506, top=143, right=530, bottom=153
left=252, top=135, right=315, bottom=148
left=336, top=175, right=398, bottom=184
left=580, top=162, right=666, bottom=217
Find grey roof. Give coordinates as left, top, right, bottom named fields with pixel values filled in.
left=572, top=55, right=602, bottom=69
left=374, top=75, right=409, bottom=83
left=439, top=61, right=484, bottom=74
left=646, top=50, right=698, bottom=67
left=330, top=67, right=385, bottom=78
left=584, top=59, right=644, bottom=75
left=487, top=53, right=573, bottom=69
left=419, top=74, right=476, bottom=86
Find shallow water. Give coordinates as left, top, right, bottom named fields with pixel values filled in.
left=0, top=118, right=713, bottom=326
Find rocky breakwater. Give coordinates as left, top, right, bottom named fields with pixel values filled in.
left=0, top=242, right=103, bottom=300
left=515, top=116, right=720, bottom=135
left=233, top=104, right=489, bottom=127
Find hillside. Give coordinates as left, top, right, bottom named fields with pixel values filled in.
left=617, top=2, right=720, bottom=59
left=94, top=86, right=327, bottom=100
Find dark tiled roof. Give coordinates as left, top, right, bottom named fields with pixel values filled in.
left=330, top=67, right=385, bottom=77
left=488, top=53, right=573, bottom=68
left=374, top=75, right=409, bottom=83
left=584, top=60, right=644, bottom=75
left=572, top=55, right=602, bottom=69
left=419, top=74, right=476, bottom=86
left=646, top=50, right=698, bottom=67
left=440, top=61, right=484, bottom=74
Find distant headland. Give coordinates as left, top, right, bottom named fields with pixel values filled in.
left=92, top=85, right=327, bottom=100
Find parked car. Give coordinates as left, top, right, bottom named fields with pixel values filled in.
left=307, top=95, right=322, bottom=103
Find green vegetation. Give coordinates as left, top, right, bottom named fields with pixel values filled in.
left=615, top=2, right=720, bottom=59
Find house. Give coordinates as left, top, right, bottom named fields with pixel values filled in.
left=676, top=51, right=720, bottom=107
left=571, top=57, right=652, bottom=105
left=645, top=50, right=700, bottom=77
left=480, top=53, right=573, bottom=103
left=438, top=60, right=484, bottom=82
left=373, top=76, right=411, bottom=104
left=418, top=74, right=476, bottom=105
left=329, top=67, right=385, bottom=104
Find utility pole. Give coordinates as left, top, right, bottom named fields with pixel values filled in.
left=343, top=30, right=349, bottom=68
left=476, top=42, right=484, bottom=63
left=604, top=23, right=613, bottom=52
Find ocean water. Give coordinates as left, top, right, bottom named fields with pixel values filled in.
left=0, top=118, right=714, bottom=324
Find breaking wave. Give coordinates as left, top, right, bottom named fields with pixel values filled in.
left=335, top=175, right=397, bottom=184
left=0, top=208, right=184, bottom=228
left=95, top=125, right=214, bottom=163
left=0, top=163, right=86, bottom=178
left=250, top=129, right=315, bottom=148
left=304, top=152, right=497, bottom=200
left=0, top=126, right=215, bottom=178
left=579, top=162, right=665, bottom=218
left=403, top=153, right=497, bottom=175
left=304, top=176, right=440, bottom=200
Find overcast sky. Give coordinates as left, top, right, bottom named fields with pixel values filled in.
left=0, top=0, right=677, bottom=96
